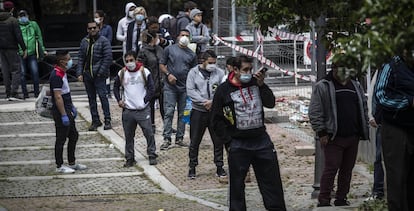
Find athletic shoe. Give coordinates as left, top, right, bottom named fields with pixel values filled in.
left=56, top=165, right=75, bottom=174
left=69, top=163, right=87, bottom=170
left=123, top=160, right=136, bottom=167
left=88, top=121, right=103, bottom=131
left=188, top=167, right=196, bottom=179
left=175, top=139, right=188, bottom=147
left=160, top=139, right=171, bottom=150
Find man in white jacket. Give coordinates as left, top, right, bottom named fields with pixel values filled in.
left=116, top=2, right=137, bottom=59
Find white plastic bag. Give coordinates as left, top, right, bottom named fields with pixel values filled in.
left=35, top=85, right=53, bottom=118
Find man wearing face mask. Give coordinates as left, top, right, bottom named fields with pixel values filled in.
left=113, top=51, right=157, bottom=166
left=116, top=2, right=137, bottom=57
left=211, top=55, right=286, bottom=210
left=50, top=50, right=86, bottom=174
left=186, top=50, right=226, bottom=180
left=308, top=62, right=369, bottom=207
left=17, top=10, right=47, bottom=99
left=0, top=1, right=27, bottom=100
left=76, top=21, right=113, bottom=131
left=374, top=51, right=414, bottom=211
left=159, top=29, right=197, bottom=150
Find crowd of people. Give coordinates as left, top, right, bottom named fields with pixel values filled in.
left=1, top=1, right=413, bottom=210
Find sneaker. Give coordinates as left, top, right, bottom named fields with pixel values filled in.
left=216, top=167, right=227, bottom=177
left=160, top=139, right=171, bottom=150
left=188, top=167, right=196, bottom=179
left=56, top=165, right=75, bottom=174
left=8, top=93, right=24, bottom=101
left=365, top=193, right=384, bottom=201
left=175, top=139, right=188, bottom=147
left=104, top=121, right=112, bottom=130
left=149, top=157, right=157, bottom=165
left=69, top=163, right=87, bottom=170
left=172, top=128, right=177, bottom=133
left=88, top=121, right=103, bottom=131
left=123, top=160, right=136, bottom=167
left=334, top=199, right=350, bottom=206
left=317, top=202, right=331, bottom=207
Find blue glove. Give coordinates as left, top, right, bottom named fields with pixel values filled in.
left=71, top=106, right=77, bottom=119
left=61, top=115, right=70, bottom=126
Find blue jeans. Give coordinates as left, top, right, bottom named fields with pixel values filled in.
left=373, top=126, right=384, bottom=196
left=83, top=77, right=111, bottom=123
left=162, top=89, right=186, bottom=141
left=20, top=55, right=40, bottom=97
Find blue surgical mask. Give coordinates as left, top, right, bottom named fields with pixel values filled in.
left=239, top=73, right=252, bottom=83
left=66, top=59, right=73, bottom=69
left=19, top=17, right=29, bottom=23
left=135, top=14, right=145, bottom=22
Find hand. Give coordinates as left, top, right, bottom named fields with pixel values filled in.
left=71, top=106, right=77, bottom=119
left=204, top=100, right=212, bottom=111
left=23, top=50, right=28, bottom=59
left=253, top=71, right=265, bottom=86
left=369, top=118, right=378, bottom=128
left=61, top=115, right=70, bottom=126
left=167, top=74, right=177, bottom=85
left=77, top=75, right=83, bottom=82
left=44, top=51, right=48, bottom=56
left=319, top=135, right=329, bottom=147
left=118, top=100, right=125, bottom=108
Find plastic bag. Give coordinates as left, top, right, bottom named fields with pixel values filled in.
left=35, top=85, right=53, bottom=118
left=182, top=96, right=192, bottom=124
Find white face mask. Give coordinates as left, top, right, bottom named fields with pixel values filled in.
left=155, top=38, right=160, bottom=46
left=179, top=36, right=189, bottom=47
left=128, top=11, right=135, bottom=18
left=126, top=62, right=136, bottom=71
left=206, top=64, right=216, bottom=72
left=94, top=17, right=101, bottom=24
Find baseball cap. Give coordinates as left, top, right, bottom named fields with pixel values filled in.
left=189, top=8, right=202, bottom=20
left=3, top=1, right=14, bottom=9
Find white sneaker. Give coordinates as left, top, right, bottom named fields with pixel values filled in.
left=68, top=163, right=87, bottom=170
left=56, top=165, right=75, bottom=174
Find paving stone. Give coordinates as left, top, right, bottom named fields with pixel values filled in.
left=0, top=176, right=162, bottom=198
left=295, top=145, right=315, bottom=156
left=0, top=160, right=138, bottom=177
left=0, top=134, right=106, bottom=148
left=0, top=147, right=121, bottom=162
left=0, top=121, right=89, bottom=134
left=0, top=111, right=51, bottom=123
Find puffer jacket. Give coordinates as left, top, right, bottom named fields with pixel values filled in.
left=76, top=35, right=112, bottom=79
left=18, top=20, right=45, bottom=56
left=308, top=73, right=369, bottom=141
left=0, top=11, right=26, bottom=50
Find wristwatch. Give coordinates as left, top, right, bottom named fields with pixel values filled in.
left=166, top=72, right=171, bottom=77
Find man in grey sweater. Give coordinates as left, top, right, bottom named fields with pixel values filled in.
left=186, top=50, right=226, bottom=179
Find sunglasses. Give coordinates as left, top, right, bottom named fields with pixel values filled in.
left=88, top=26, right=97, bottom=30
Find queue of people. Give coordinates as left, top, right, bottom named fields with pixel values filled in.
left=3, top=1, right=413, bottom=210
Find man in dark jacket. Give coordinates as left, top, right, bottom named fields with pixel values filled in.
left=0, top=1, right=27, bottom=100
left=211, top=55, right=286, bottom=211
left=309, top=62, right=369, bottom=207
left=374, top=54, right=414, bottom=211
left=76, top=21, right=112, bottom=131
left=175, top=1, right=197, bottom=38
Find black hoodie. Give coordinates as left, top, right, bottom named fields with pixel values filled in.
left=0, top=11, right=26, bottom=50
left=211, top=71, right=275, bottom=145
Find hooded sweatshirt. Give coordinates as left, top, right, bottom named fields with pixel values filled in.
left=116, top=2, right=137, bottom=53
left=0, top=11, right=26, bottom=50
left=18, top=20, right=45, bottom=56
left=211, top=71, right=276, bottom=141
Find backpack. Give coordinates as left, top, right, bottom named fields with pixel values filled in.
left=160, top=17, right=178, bottom=41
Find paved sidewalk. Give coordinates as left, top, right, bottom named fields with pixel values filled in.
left=0, top=92, right=374, bottom=210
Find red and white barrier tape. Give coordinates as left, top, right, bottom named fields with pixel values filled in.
left=212, top=34, right=316, bottom=82
left=268, top=27, right=311, bottom=43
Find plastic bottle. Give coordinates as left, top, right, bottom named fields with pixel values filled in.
left=182, top=96, right=192, bottom=124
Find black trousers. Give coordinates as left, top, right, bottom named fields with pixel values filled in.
left=382, top=121, right=414, bottom=211
left=52, top=109, right=79, bottom=168
left=228, top=145, right=286, bottom=211
left=189, top=109, right=224, bottom=168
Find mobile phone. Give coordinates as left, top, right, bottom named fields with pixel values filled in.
left=259, top=67, right=268, bottom=73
